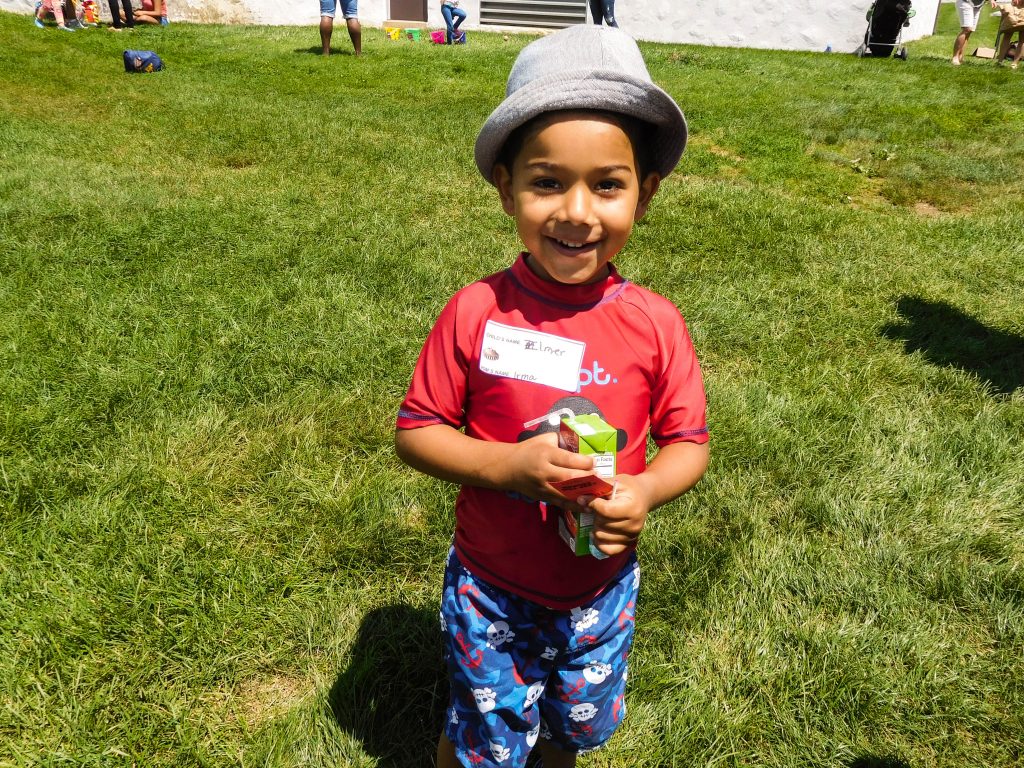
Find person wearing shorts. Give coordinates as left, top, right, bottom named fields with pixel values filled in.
left=441, top=549, right=639, bottom=764
left=396, top=24, right=709, bottom=767
left=952, top=0, right=985, bottom=64
left=319, top=0, right=360, bottom=56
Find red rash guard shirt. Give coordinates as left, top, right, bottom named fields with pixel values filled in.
left=397, top=253, right=708, bottom=609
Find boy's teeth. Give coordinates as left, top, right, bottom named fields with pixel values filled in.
left=558, top=239, right=584, bottom=247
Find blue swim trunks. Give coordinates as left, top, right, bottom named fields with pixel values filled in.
left=440, top=548, right=639, bottom=767
left=319, top=0, right=357, bottom=19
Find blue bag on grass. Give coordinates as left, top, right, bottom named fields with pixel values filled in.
left=123, top=50, right=164, bottom=73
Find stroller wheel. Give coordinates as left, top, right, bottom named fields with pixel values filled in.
left=897, top=47, right=908, bottom=60
left=854, top=43, right=866, bottom=57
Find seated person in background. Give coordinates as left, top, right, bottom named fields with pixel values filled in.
left=440, top=0, right=466, bottom=43
left=132, top=0, right=167, bottom=24
left=992, top=0, right=1024, bottom=68
left=34, top=0, right=76, bottom=30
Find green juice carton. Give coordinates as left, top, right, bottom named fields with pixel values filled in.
left=552, top=414, right=617, bottom=557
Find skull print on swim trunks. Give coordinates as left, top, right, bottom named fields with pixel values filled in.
left=439, top=547, right=639, bottom=767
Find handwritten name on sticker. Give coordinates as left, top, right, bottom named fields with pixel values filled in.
left=479, top=320, right=585, bottom=392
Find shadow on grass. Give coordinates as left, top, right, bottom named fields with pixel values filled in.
left=848, top=757, right=912, bottom=768
left=881, top=296, right=1024, bottom=394
left=327, top=603, right=447, bottom=768
left=293, top=47, right=359, bottom=56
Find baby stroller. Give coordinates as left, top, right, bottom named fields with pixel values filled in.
left=856, top=0, right=915, bottom=59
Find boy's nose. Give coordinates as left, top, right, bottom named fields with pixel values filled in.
left=560, top=184, right=593, bottom=224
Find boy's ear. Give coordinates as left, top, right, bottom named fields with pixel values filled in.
left=634, top=172, right=661, bottom=221
left=493, top=164, right=516, bottom=216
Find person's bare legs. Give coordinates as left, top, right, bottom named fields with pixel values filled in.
left=1012, top=31, right=1024, bottom=67
left=319, top=15, right=333, bottom=55
left=437, top=733, right=459, bottom=768
left=952, top=26, right=972, bottom=64
left=996, top=30, right=1013, bottom=62
left=346, top=16, right=361, bottom=56
left=50, top=2, right=68, bottom=27
left=537, top=739, right=577, bottom=768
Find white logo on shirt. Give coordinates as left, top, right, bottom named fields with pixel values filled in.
left=579, top=360, right=617, bottom=388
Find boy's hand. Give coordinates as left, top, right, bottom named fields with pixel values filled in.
left=583, top=441, right=709, bottom=556
left=585, top=475, right=655, bottom=556
left=499, top=432, right=596, bottom=506
left=395, top=425, right=596, bottom=505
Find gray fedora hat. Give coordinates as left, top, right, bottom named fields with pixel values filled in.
left=474, top=25, right=687, bottom=185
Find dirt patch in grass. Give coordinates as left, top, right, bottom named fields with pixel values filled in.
left=913, top=201, right=943, bottom=218
left=237, top=673, right=308, bottom=727
left=846, top=179, right=895, bottom=212
left=705, top=143, right=746, bottom=163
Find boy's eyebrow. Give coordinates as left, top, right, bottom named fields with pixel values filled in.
left=523, top=161, right=634, bottom=174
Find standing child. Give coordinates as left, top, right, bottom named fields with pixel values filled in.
left=441, top=0, right=467, bottom=44
left=395, top=25, right=709, bottom=768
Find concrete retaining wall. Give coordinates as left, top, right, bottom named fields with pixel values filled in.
left=3, top=0, right=942, bottom=53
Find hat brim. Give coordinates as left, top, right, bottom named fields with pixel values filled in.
left=474, top=69, right=687, bottom=184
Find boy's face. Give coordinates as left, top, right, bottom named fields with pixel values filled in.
left=494, top=112, right=660, bottom=285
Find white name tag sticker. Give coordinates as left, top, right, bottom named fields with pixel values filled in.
left=479, top=320, right=585, bottom=392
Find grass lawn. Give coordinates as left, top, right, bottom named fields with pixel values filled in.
left=1, top=4, right=1022, bottom=766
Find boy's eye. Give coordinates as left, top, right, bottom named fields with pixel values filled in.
left=595, top=179, right=622, bottom=192
left=532, top=178, right=561, bottom=190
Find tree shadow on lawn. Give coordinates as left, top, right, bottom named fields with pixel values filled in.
left=881, top=296, right=1024, bottom=395
left=327, top=603, right=448, bottom=768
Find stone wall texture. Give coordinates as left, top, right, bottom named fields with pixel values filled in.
left=4, top=0, right=942, bottom=53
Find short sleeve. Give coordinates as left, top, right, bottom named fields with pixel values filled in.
left=396, top=294, right=472, bottom=431
left=649, top=312, right=709, bottom=446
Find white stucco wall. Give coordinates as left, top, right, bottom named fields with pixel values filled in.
left=624, top=0, right=940, bottom=52
left=2, top=0, right=941, bottom=53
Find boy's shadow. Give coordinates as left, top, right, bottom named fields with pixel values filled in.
left=327, top=603, right=448, bottom=768
left=881, top=296, right=1024, bottom=395
left=848, top=757, right=912, bottom=768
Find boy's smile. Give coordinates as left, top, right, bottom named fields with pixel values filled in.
left=494, top=112, right=660, bottom=285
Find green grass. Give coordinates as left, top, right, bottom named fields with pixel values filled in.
left=1, top=4, right=1022, bottom=766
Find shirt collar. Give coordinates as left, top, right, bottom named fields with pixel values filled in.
left=507, top=252, right=627, bottom=309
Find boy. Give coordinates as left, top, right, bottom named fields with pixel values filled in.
left=395, top=25, right=709, bottom=768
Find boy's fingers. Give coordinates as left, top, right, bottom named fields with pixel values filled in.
left=588, top=496, right=620, bottom=517
left=556, top=451, right=595, bottom=471
left=593, top=526, right=640, bottom=545
left=590, top=535, right=634, bottom=556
